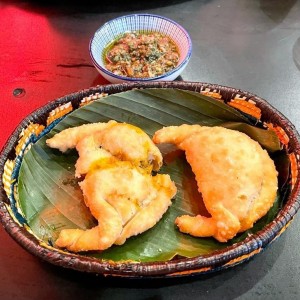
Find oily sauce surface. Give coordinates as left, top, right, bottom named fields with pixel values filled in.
left=104, top=31, right=180, bottom=78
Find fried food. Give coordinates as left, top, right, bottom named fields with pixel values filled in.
left=55, top=161, right=176, bottom=251
left=153, top=124, right=278, bottom=242
left=46, top=121, right=163, bottom=177
left=115, top=170, right=176, bottom=245
left=48, top=121, right=176, bottom=252
left=46, top=120, right=117, bottom=152
left=56, top=161, right=176, bottom=252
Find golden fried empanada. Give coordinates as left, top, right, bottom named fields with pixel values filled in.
left=153, top=125, right=278, bottom=242
left=55, top=161, right=176, bottom=251
left=48, top=121, right=176, bottom=252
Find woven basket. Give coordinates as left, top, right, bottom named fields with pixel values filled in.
left=0, top=81, right=299, bottom=278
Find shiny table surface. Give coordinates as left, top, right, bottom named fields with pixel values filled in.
left=1, top=0, right=300, bottom=299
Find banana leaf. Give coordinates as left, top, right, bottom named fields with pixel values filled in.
left=17, top=88, right=287, bottom=262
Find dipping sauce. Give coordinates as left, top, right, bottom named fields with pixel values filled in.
left=104, top=32, right=180, bottom=78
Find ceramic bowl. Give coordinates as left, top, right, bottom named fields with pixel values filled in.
left=89, top=14, right=192, bottom=83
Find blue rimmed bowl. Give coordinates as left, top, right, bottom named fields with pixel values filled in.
left=89, top=14, right=192, bottom=83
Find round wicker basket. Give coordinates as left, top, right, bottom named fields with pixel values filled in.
left=0, top=81, right=299, bottom=278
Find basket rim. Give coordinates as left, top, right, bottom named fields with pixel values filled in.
left=1, top=81, right=299, bottom=278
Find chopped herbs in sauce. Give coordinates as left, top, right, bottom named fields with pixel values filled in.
left=104, top=31, right=180, bottom=78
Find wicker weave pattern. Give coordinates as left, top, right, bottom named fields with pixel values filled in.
left=0, top=81, right=299, bottom=277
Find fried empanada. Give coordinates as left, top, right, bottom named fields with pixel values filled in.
left=153, top=125, right=278, bottom=242
left=48, top=121, right=176, bottom=252
left=47, top=121, right=163, bottom=177
left=55, top=161, right=176, bottom=252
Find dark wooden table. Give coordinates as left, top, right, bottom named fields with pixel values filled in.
left=1, top=0, right=300, bottom=299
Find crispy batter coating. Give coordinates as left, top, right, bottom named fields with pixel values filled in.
left=48, top=121, right=176, bottom=252
left=46, top=120, right=117, bottom=152
left=115, top=172, right=176, bottom=245
left=153, top=125, right=278, bottom=242
left=46, top=121, right=163, bottom=176
left=55, top=161, right=176, bottom=251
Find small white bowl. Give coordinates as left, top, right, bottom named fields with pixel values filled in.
left=89, top=14, right=192, bottom=83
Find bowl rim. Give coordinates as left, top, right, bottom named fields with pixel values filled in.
left=0, top=81, right=300, bottom=278
left=89, top=13, right=193, bottom=82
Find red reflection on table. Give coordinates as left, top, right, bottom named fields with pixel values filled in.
left=0, top=4, right=108, bottom=150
